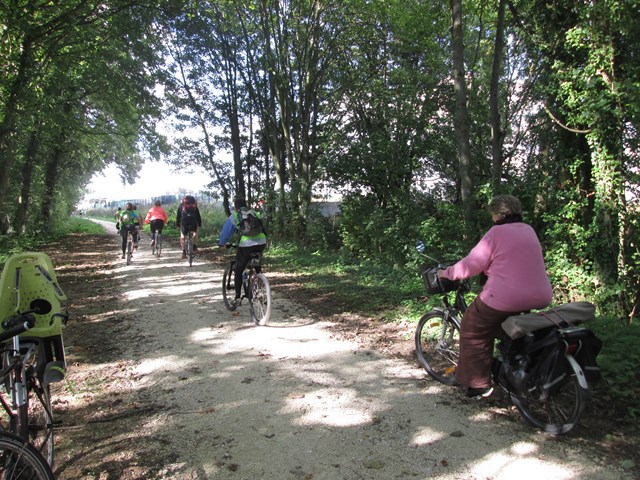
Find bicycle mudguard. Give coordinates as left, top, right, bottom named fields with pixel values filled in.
left=0, top=252, right=67, bottom=339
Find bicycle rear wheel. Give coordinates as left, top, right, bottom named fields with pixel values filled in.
left=510, top=354, right=588, bottom=434
left=151, top=232, right=157, bottom=256
left=126, top=235, right=133, bottom=265
left=415, top=310, right=460, bottom=385
left=187, top=234, right=194, bottom=266
left=249, top=273, right=271, bottom=326
left=156, top=233, right=162, bottom=258
left=0, top=431, right=55, bottom=480
left=222, top=264, right=237, bottom=311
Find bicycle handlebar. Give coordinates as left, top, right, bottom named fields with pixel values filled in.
left=0, top=313, right=36, bottom=343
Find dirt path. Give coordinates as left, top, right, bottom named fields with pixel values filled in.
left=44, top=222, right=634, bottom=479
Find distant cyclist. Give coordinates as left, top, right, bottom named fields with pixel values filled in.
left=176, top=195, right=202, bottom=258
left=144, top=200, right=169, bottom=247
left=218, top=196, right=267, bottom=306
left=118, top=202, right=142, bottom=259
left=114, top=206, right=122, bottom=233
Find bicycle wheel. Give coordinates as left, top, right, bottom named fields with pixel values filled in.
left=156, top=233, right=162, bottom=258
left=0, top=431, right=55, bottom=480
left=414, top=310, right=461, bottom=385
left=249, top=273, right=271, bottom=326
left=187, top=234, right=194, bottom=267
left=24, top=374, right=53, bottom=466
left=510, top=354, right=588, bottom=434
left=151, top=232, right=157, bottom=256
left=222, top=264, right=237, bottom=311
left=126, top=234, right=133, bottom=265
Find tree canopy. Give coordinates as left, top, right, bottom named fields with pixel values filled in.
left=1, top=0, right=639, bottom=319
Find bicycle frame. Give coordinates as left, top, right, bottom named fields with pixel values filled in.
left=0, top=338, right=54, bottom=464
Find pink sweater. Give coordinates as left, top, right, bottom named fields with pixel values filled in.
left=441, top=223, right=553, bottom=312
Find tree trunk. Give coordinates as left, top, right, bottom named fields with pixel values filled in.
left=13, top=129, right=40, bottom=235
left=489, top=0, right=506, bottom=191
left=0, top=40, right=33, bottom=229
left=450, top=0, right=475, bottom=229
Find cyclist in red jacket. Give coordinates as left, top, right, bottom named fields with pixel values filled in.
left=144, top=200, right=169, bottom=247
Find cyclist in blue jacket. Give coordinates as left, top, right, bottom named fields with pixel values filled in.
left=218, top=197, right=267, bottom=306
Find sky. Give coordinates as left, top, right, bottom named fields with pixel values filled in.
left=83, top=161, right=211, bottom=202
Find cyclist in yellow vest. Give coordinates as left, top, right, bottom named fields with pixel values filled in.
left=218, top=197, right=267, bottom=306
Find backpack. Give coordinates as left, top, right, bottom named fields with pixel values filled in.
left=183, top=195, right=197, bottom=211
left=120, top=210, right=134, bottom=224
left=236, top=208, right=264, bottom=237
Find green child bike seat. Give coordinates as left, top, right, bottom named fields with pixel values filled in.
left=0, top=252, right=67, bottom=338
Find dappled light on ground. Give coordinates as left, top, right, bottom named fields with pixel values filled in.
left=46, top=224, right=633, bottom=480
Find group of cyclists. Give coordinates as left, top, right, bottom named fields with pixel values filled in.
left=114, top=195, right=202, bottom=260
left=113, top=196, right=267, bottom=298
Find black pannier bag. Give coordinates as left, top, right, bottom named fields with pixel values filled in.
left=509, top=325, right=602, bottom=395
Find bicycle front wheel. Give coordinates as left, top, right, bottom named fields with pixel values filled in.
left=249, top=273, right=271, bottom=326
left=0, top=431, right=55, bottom=480
left=222, top=264, right=237, bottom=311
left=415, top=310, right=460, bottom=385
left=510, top=354, right=588, bottom=434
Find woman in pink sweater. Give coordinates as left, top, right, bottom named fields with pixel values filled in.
left=437, top=195, right=553, bottom=399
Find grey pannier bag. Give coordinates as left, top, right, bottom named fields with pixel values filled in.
left=501, top=301, right=596, bottom=340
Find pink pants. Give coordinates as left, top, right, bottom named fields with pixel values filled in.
left=455, top=297, right=520, bottom=389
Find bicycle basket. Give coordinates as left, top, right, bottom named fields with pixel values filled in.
left=420, top=264, right=458, bottom=294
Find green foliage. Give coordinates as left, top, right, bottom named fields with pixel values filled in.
left=589, top=316, right=640, bottom=420
left=268, top=242, right=424, bottom=316
left=0, top=216, right=103, bottom=265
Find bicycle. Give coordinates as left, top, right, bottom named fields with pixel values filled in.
left=0, top=430, right=55, bottom=480
left=125, top=228, right=135, bottom=265
left=0, top=253, right=69, bottom=466
left=185, top=230, right=195, bottom=267
left=0, top=300, right=58, bottom=466
left=151, top=230, right=163, bottom=258
left=222, top=244, right=272, bottom=326
left=412, top=240, right=598, bottom=434
left=413, top=242, right=467, bottom=385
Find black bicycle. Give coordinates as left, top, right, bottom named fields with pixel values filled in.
left=0, top=300, right=59, bottom=466
left=222, top=244, right=272, bottom=325
left=413, top=240, right=597, bottom=434
left=151, top=230, right=163, bottom=258
left=0, top=430, right=55, bottom=480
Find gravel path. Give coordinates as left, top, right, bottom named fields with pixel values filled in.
left=50, top=221, right=632, bottom=479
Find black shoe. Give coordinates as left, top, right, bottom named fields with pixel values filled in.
left=193, top=245, right=199, bottom=252
left=466, top=387, right=493, bottom=399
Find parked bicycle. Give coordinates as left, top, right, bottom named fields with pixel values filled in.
left=222, top=244, right=272, bottom=326
left=413, top=240, right=601, bottom=435
left=0, top=430, right=55, bottom=480
left=0, top=252, right=68, bottom=466
left=0, top=300, right=60, bottom=466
